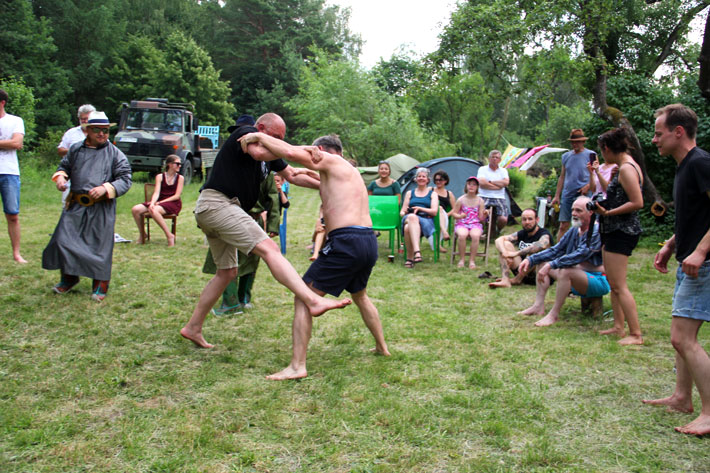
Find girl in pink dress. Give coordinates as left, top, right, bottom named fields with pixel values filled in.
left=451, top=176, right=487, bottom=268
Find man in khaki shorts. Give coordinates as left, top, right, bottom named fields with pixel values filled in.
left=180, top=113, right=351, bottom=349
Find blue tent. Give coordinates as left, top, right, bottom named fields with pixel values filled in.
left=397, top=157, right=522, bottom=218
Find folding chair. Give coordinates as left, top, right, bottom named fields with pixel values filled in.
left=143, top=183, right=177, bottom=242
left=450, top=206, right=494, bottom=265
left=369, top=195, right=401, bottom=257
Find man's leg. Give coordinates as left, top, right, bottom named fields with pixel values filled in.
left=669, top=318, right=710, bottom=434
left=490, top=238, right=516, bottom=287
left=267, top=292, right=315, bottom=380
left=252, top=238, right=351, bottom=317
left=534, top=267, right=588, bottom=327
left=518, top=270, right=554, bottom=316
left=351, top=289, right=390, bottom=356
left=181, top=267, right=237, bottom=348
left=556, top=221, right=570, bottom=242
left=5, top=213, right=26, bottom=263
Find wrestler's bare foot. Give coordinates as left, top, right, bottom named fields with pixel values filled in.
left=517, top=304, right=545, bottom=316
left=167, top=234, right=175, bottom=247
left=307, top=297, right=351, bottom=318
left=618, top=335, right=643, bottom=346
left=599, top=327, right=625, bottom=336
left=675, top=414, right=710, bottom=436
left=266, top=365, right=307, bottom=380
left=369, top=346, right=392, bottom=356
left=180, top=327, right=214, bottom=349
left=14, top=254, right=28, bottom=264
left=489, top=279, right=511, bottom=289
left=642, top=395, right=693, bottom=413
left=534, top=313, right=559, bottom=327
left=136, top=236, right=145, bottom=244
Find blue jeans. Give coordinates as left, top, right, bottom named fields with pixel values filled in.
left=672, top=261, right=710, bottom=322
left=0, top=174, right=20, bottom=215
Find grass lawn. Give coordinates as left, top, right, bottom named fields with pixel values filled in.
left=0, top=168, right=708, bottom=472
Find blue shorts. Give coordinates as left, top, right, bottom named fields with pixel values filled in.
left=303, top=226, right=378, bottom=297
left=0, top=174, right=20, bottom=215
left=571, top=271, right=610, bottom=298
left=401, top=214, right=435, bottom=238
left=559, top=195, right=575, bottom=222
left=672, top=262, right=710, bottom=322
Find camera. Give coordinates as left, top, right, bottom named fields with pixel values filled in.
left=586, top=193, right=607, bottom=211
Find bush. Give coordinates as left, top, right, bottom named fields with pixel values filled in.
left=507, top=168, right=525, bottom=198
left=535, top=169, right=558, bottom=199
left=23, top=130, right=64, bottom=169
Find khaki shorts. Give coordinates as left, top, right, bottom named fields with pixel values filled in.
left=194, top=189, right=268, bottom=269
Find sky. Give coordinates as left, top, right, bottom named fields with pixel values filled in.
left=326, top=0, right=458, bottom=68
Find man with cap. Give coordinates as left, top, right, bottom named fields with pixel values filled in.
left=42, top=111, right=132, bottom=301
left=0, top=88, right=27, bottom=263
left=550, top=129, right=594, bottom=241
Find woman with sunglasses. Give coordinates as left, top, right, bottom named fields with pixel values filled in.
left=432, top=169, right=455, bottom=249
left=367, top=161, right=401, bottom=204
left=131, top=154, right=184, bottom=246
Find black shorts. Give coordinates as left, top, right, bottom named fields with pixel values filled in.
left=303, top=226, right=378, bottom=296
left=512, top=266, right=537, bottom=285
left=601, top=230, right=640, bottom=257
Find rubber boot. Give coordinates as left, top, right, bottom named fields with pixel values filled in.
left=238, top=272, right=256, bottom=308
left=221, top=279, right=240, bottom=308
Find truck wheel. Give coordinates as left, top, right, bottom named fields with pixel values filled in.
left=181, top=159, right=193, bottom=186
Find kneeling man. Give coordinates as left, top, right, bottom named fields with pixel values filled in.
left=489, top=208, right=552, bottom=288
left=517, top=196, right=609, bottom=326
left=238, top=133, right=391, bottom=380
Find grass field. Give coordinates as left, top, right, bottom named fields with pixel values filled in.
left=1, top=168, right=708, bottom=472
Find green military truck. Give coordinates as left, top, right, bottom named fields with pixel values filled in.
left=113, top=98, right=219, bottom=185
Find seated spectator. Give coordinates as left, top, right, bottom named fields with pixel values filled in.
left=517, top=196, right=609, bottom=327
left=368, top=161, right=401, bottom=203
left=489, top=208, right=552, bottom=288
left=310, top=204, right=326, bottom=261
left=400, top=168, right=439, bottom=268
left=451, top=176, right=487, bottom=269
left=131, top=154, right=184, bottom=246
left=432, top=169, right=455, bottom=250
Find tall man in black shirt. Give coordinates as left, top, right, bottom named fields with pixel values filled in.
left=180, top=113, right=351, bottom=349
left=643, top=104, right=710, bottom=436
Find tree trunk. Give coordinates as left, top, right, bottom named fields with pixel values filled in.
left=589, top=34, right=667, bottom=214
left=698, top=10, right=710, bottom=102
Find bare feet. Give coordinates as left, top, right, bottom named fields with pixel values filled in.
left=457, top=260, right=465, bottom=268
left=517, top=304, right=545, bottom=316
left=599, top=327, right=625, bottom=336
left=180, top=327, right=214, bottom=349
left=369, top=346, right=392, bottom=356
left=618, top=335, right=643, bottom=346
left=14, top=254, right=28, bottom=264
left=468, top=261, right=476, bottom=269
left=136, top=236, right=145, bottom=244
left=167, top=234, right=175, bottom=247
left=307, top=297, right=352, bottom=318
left=534, top=313, right=559, bottom=327
left=642, top=395, right=693, bottom=413
left=675, top=414, right=710, bottom=436
left=266, top=365, right=307, bottom=380
left=489, top=278, right=511, bottom=289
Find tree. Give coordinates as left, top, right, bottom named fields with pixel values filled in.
left=287, top=55, right=455, bottom=164
left=0, top=77, right=37, bottom=145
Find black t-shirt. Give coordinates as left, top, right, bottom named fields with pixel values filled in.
left=674, top=147, right=710, bottom=262
left=203, top=125, right=287, bottom=211
left=515, top=226, right=552, bottom=251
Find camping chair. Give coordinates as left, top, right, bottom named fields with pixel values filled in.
left=369, top=195, right=401, bottom=257
left=197, top=126, right=220, bottom=149
left=450, top=206, right=494, bottom=265
left=403, top=207, right=441, bottom=262
left=142, top=183, right=177, bottom=242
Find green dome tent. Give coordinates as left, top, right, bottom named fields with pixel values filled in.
left=358, top=153, right=420, bottom=185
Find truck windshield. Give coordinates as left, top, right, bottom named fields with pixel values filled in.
left=124, top=109, right=183, bottom=132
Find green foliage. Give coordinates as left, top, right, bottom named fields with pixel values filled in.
left=288, top=55, right=455, bottom=164
left=535, top=169, right=559, bottom=199
left=0, top=77, right=37, bottom=145
left=23, top=130, right=65, bottom=170
left=506, top=168, right=526, bottom=199
left=1, top=0, right=71, bottom=136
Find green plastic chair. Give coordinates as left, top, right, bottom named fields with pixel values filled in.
left=369, top=195, right=401, bottom=257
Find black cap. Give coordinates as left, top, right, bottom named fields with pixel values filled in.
left=227, top=114, right=256, bottom=133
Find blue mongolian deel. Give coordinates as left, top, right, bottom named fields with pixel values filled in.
left=397, top=157, right=521, bottom=218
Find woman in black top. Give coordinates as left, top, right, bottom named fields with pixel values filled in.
left=432, top=170, right=456, bottom=250
left=593, top=127, right=644, bottom=345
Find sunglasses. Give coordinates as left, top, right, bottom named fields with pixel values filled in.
left=174, top=162, right=182, bottom=167
left=89, top=127, right=110, bottom=134
left=434, top=177, right=445, bottom=182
